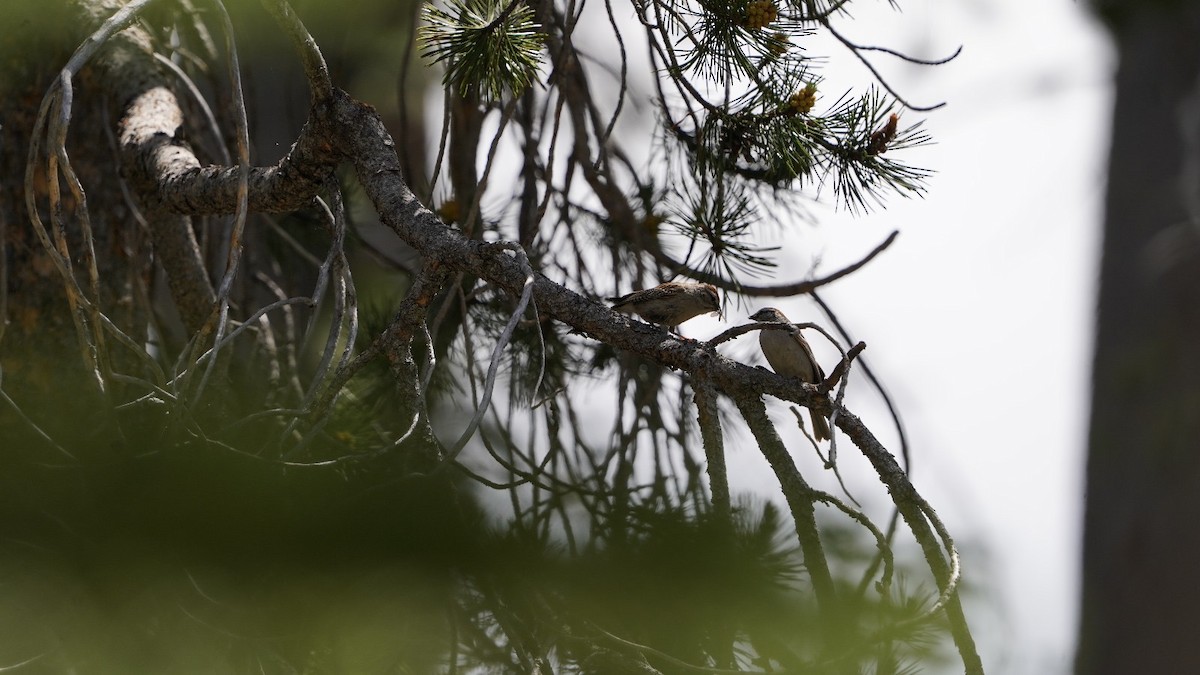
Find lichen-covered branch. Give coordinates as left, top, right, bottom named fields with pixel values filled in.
left=693, top=377, right=729, bottom=520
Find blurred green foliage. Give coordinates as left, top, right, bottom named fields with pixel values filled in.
left=0, top=363, right=949, bottom=672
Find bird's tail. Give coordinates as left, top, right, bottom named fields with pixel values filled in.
left=811, top=409, right=831, bottom=442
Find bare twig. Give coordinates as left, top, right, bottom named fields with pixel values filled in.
left=653, top=230, right=900, bottom=297
left=822, top=21, right=957, bottom=112
left=259, top=0, right=333, bottom=101
left=443, top=242, right=537, bottom=462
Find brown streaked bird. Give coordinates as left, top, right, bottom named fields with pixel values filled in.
left=749, top=307, right=831, bottom=441
left=607, top=282, right=722, bottom=327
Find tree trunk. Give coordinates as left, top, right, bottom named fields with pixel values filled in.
left=1, top=1, right=150, bottom=444
left=1080, top=3, right=1200, bottom=673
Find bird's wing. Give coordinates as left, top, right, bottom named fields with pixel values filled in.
left=792, top=332, right=824, bottom=381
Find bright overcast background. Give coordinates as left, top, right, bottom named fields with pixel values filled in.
left=701, top=1, right=1113, bottom=672
left=569, top=0, right=1112, bottom=670
left=425, top=0, right=1112, bottom=670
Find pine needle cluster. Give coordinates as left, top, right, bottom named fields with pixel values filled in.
left=419, top=0, right=544, bottom=101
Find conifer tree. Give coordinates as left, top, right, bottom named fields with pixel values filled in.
left=0, top=0, right=980, bottom=671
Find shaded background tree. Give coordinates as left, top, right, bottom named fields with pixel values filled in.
left=0, top=0, right=979, bottom=672
left=1079, top=1, right=1200, bottom=673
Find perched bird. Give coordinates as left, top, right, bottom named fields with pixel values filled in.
left=749, top=307, right=831, bottom=441
left=608, top=282, right=722, bottom=327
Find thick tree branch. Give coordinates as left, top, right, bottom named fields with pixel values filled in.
left=733, top=394, right=838, bottom=611
left=75, top=1, right=335, bottom=330
left=119, top=84, right=339, bottom=215
left=692, top=377, right=729, bottom=520
left=77, top=2, right=335, bottom=218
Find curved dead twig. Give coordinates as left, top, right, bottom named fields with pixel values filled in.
left=822, top=20, right=960, bottom=112
left=653, top=229, right=900, bottom=297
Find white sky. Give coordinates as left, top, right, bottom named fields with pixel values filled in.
left=433, top=0, right=1114, bottom=671
left=685, top=1, right=1113, bottom=672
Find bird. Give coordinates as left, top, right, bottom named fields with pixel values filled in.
left=607, top=281, right=722, bottom=327
left=749, top=307, right=831, bottom=441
